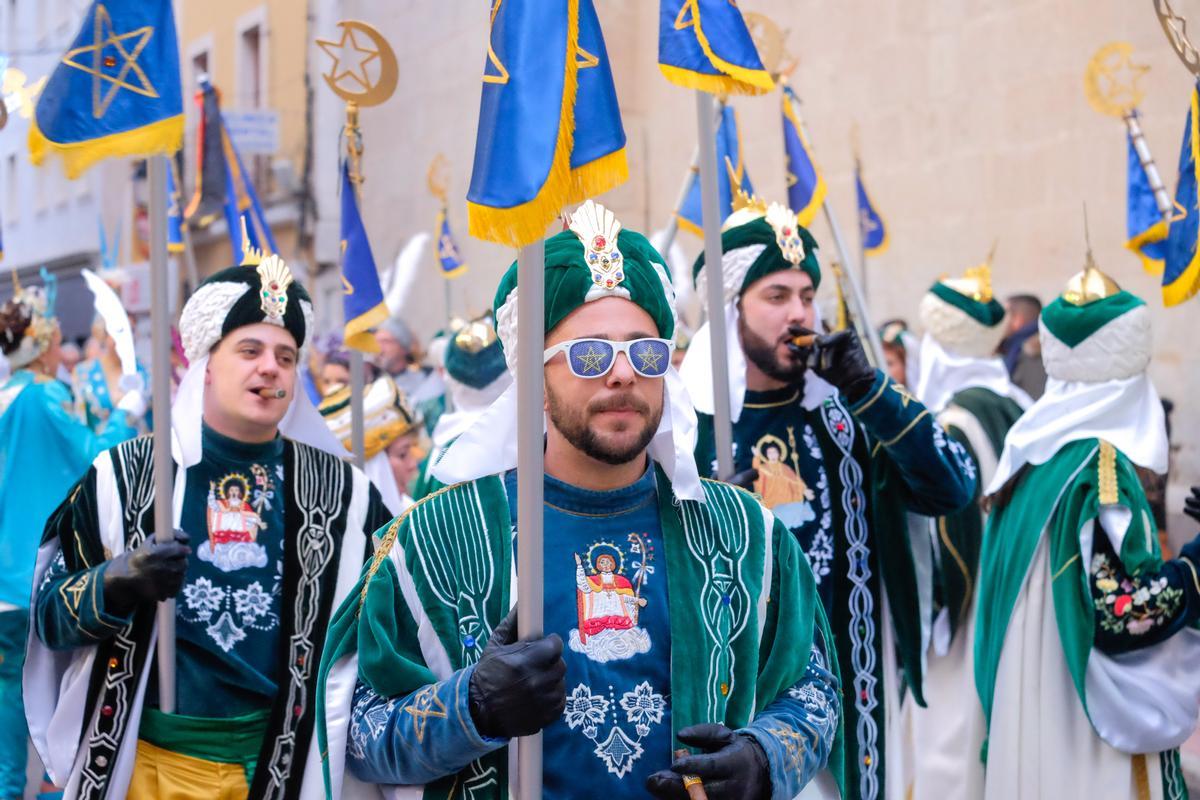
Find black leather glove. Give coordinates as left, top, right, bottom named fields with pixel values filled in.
left=102, top=529, right=191, bottom=616
left=726, top=468, right=759, bottom=492
left=1185, top=486, right=1200, bottom=526
left=468, top=608, right=566, bottom=739
left=807, top=329, right=876, bottom=403
left=645, top=724, right=771, bottom=800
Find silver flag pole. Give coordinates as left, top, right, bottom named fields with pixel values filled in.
left=147, top=155, right=176, bottom=712
left=695, top=92, right=735, bottom=480
left=515, top=239, right=545, bottom=800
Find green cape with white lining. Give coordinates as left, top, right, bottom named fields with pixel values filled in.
left=317, top=468, right=845, bottom=798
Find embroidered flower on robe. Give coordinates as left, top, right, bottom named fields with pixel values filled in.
left=1091, top=551, right=1183, bottom=637
left=565, top=685, right=610, bottom=738
left=183, top=577, right=223, bottom=618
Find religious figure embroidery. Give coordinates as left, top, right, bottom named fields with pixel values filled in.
left=751, top=431, right=816, bottom=530
left=200, top=467, right=271, bottom=572
left=563, top=680, right=666, bottom=778
left=569, top=534, right=654, bottom=663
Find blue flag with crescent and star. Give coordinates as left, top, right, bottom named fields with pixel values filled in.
left=339, top=159, right=388, bottom=353
left=658, top=0, right=773, bottom=96
left=676, top=104, right=753, bottom=236
left=436, top=209, right=467, bottom=278
left=1126, top=115, right=1168, bottom=275
left=467, top=0, right=627, bottom=248
left=1163, top=83, right=1200, bottom=307
left=29, top=0, right=182, bottom=179
left=782, top=86, right=826, bottom=228
left=856, top=163, right=888, bottom=256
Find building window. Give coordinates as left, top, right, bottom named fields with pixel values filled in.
left=239, top=24, right=263, bottom=109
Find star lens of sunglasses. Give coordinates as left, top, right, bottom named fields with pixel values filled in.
left=545, top=338, right=674, bottom=379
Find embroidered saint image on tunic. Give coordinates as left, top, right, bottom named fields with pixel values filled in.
left=751, top=431, right=816, bottom=530
left=200, top=468, right=270, bottom=572
left=569, top=535, right=654, bottom=663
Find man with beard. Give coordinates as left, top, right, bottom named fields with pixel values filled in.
left=317, top=201, right=845, bottom=800
left=680, top=195, right=976, bottom=800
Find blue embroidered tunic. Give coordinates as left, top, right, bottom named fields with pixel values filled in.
left=344, top=465, right=841, bottom=798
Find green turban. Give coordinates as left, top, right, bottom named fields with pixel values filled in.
left=692, top=212, right=821, bottom=302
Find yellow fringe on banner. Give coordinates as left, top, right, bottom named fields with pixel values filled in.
left=344, top=301, right=390, bottom=354
left=1165, top=88, right=1200, bottom=307
left=674, top=213, right=704, bottom=239
left=660, top=1, right=774, bottom=96
left=569, top=147, right=629, bottom=203
left=28, top=115, right=183, bottom=180
left=864, top=229, right=890, bottom=257
left=1125, top=218, right=1167, bottom=276
left=441, top=264, right=469, bottom=279
left=468, top=0, right=584, bottom=249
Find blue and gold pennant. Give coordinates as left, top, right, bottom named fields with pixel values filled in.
left=1163, top=83, right=1200, bottom=307
left=658, top=0, right=773, bottom=96
left=676, top=104, right=753, bottom=236
left=782, top=87, right=826, bottom=228
left=29, top=0, right=182, bottom=179
left=339, top=159, right=388, bottom=353
left=436, top=209, right=467, bottom=278
left=856, top=162, right=888, bottom=256
left=467, top=0, right=627, bottom=248
left=1125, top=113, right=1168, bottom=275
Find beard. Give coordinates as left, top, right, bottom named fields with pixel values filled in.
left=739, top=318, right=808, bottom=384
left=546, top=384, right=663, bottom=465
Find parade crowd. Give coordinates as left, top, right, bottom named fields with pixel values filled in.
left=0, top=190, right=1195, bottom=800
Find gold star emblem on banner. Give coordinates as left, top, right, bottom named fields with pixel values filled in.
left=62, top=3, right=159, bottom=119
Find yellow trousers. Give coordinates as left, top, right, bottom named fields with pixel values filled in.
left=127, top=740, right=249, bottom=800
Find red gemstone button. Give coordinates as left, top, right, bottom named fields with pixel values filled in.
left=593, top=235, right=606, bottom=250
left=293, top=705, right=303, bottom=717
left=101, top=705, right=114, bottom=717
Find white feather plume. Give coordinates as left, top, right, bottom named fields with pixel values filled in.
left=384, top=232, right=430, bottom=317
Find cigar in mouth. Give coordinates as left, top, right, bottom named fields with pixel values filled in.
left=254, top=387, right=287, bottom=399
left=674, top=749, right=708, bottom=800
left=789, top=333, right=817, bottom=348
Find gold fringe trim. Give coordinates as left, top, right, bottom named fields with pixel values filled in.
left=1098, top=440, right=1119, bottom=505
left=1166, top=89, right=1200, bottom=306
left=28, top=114, right=183, bottom=180
left=674, top=212, right=704, bottom=239
left=344, top=301, right=390, bottom=354
left=569, top=146, right=629, bottom=204
left=441, top=264, right=468, bottom=279
left=468, top=0, right=584, bottom=249
left=1126, top=218, right=1168, bottom=276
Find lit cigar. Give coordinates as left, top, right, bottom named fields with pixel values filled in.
left=254, top=388, right=287, bottom=399
left=789, top=333, right=817, bottom=347
left=674, top=749, right=708, bottom=800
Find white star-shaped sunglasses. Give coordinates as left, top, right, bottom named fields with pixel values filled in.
left=543, top=337, right=675, bottom=379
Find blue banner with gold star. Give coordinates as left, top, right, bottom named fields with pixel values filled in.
left=467, top=0, right=627, bottom=248
left=856, top=163, right=888, bottom=256
left=28, top=0, right=182, bottom=179
left=436, top=209, right=467, bottom=278
left=658, top=0, right=773, bottom=96
left=676, top=104, right=753, bottom=236
left=782, top=86, right=825, bottom=228
left=1164, top=82, right=1200, bottom=307
left=1126, top=125, right=1167, bottom=275
left=340, top=159, right=388, bottom=353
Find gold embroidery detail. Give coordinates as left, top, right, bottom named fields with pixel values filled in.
left=766, top=724, right=807, bottom=771
left=1051, top=552, right=1081, bottom=583
left=405, top=684, right=448, bottom=743
left=1098, top=441, right=1119, bottom=505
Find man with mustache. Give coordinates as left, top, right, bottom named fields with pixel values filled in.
left=680, top=194, right=976, bottom=800
left=318, top=201, right=844, bottom=800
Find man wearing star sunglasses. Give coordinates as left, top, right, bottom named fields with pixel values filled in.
left=318, top=201, right=845, bottom=800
